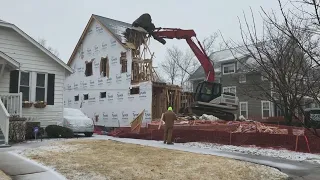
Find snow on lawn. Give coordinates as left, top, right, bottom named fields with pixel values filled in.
left=181, top=142, right=320, bottom=164
left=16, top=139, right=289, bottom=180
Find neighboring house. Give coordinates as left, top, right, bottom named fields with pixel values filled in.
left=64, top=14, right=155, bottom=129
left=188, top=46, right=320, bottom=121
left=0, top=19, right=73, bottom=145
left=188, top=47, right=275, bottom=120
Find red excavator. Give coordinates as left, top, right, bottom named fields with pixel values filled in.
left=128, top=14, right=239, bottom=121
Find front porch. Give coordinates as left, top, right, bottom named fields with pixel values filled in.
left=0, top=93, right=22, bottom=145
left=0, top=52, right=21, bottom=145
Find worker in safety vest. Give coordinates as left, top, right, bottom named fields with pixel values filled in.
left=162, top=106, right=177, bottom=145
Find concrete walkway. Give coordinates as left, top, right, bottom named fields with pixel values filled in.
left=0, top=151, right=66, bottom=180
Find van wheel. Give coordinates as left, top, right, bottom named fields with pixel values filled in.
left=84, top=132, right=93, bottom=137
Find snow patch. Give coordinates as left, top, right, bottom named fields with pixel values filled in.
left=17, top=143, right=82, bottom=157
left=181, top=142, right=320, bottom=164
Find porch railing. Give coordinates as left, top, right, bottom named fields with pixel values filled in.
left=0, top=98, right=9, bottom=144
left=0, top=93, right=22, bottom=117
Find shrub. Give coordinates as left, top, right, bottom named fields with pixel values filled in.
left=45, top=125, right=74, bottom=138
left=9, top=116, right=27, bottom=143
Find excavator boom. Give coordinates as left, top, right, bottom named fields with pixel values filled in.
left=128, top=13, right=239, bottom=121
left=152, top=28, right=215, bottom=82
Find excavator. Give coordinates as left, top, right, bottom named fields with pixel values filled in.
left=126, top=14, right=239, bottom=121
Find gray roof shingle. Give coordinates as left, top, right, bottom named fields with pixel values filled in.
left=93, top=14, right=131, bottom=43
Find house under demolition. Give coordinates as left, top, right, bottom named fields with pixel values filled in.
left=63, top=14, right=193, bottom=128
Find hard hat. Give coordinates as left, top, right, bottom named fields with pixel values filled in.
left=168, top=106, right=173, bottom=111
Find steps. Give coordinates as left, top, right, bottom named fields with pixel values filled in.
left=0, top=128, right=5, bottom=145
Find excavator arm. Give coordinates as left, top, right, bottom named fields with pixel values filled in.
left=151, top=28, right=215, bottom=82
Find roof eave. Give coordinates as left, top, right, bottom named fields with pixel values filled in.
left=0, top=51, right=20, bottom=68
left=0, top=22, right=73, bottom=73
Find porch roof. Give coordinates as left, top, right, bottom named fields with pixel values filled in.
left=0, top=51, right=19, bottom=68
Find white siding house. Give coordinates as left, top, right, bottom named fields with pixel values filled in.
left=64, top=14, right=153, bottom=129
left=0, top=20, right=73, bottom=145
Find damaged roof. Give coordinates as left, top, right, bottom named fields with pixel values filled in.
left=92, top=14, right=131, bottom=43
left=68, top=14, right=132, bottom=65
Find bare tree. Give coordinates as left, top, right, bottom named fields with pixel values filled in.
left=243, top=0, right=320, bottom=131
left=38, top=38, right=60, bottom=57
left=160, top=32, right=223, bottom=85
left=225, top=8, right=320, bottom=125
left=160, top=52, right=179, bottom=84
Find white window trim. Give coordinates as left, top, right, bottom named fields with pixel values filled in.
left=261, top=74, right=267, bottom=81
left=18, top=71, right=31, bottom=101
left=239, top=74, right=246, bottom=83
left=35, top=73, right=48, bottom=102
left=239, top=102, right=248, bottom=118
left=261, top=100, right=271, bottom=119
left=222, top=63, right=236, bottom=75
left=223, top=86, right=237, bottom=95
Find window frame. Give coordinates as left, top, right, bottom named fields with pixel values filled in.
left=261, top=73, right=268, bottom=81
left=120, top=52, right=128, bottom=73
left=261, top=101, right=271, bottom=119
left=100, top=92, right=107, bottom=98
left=222, top=63, right=236, bottom=75
left=239, top=102, right=248, bottom=118
left=74, top=95, right=79, bottom=101
left=100, top=57, right=108, bottom=77
left=35, top=73, right=47, bottom=102
left=239, top=74, right=246, bottom=83
left=222, top=86, right=236, bottom=95
left=85, top=61, right=93, bottom=77
left=19, top=71, right=31, bottom=101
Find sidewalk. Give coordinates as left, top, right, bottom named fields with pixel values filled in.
left=0, top=151, right=66, bottom=180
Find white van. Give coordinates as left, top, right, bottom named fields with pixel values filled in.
left=63, top=108, right=94, bottom=137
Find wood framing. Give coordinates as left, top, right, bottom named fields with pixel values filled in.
left=151, top=82, right=194, bottom=119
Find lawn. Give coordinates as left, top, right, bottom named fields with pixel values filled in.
left=20, top=139, right=288, bottom=180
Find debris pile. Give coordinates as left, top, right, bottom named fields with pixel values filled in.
left=199, top=114, right=219, bottom=121
left=233, top=121, right=288, bottom=134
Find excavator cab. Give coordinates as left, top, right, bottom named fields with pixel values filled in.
left=194, top=81, right=221, bottom=103
left=191, top=81, right=239, bottom=121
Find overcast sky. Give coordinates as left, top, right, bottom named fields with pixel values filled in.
left=0, top=0, right=282, bottom=68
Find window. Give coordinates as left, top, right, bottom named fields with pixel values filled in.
left=222, top=63, right=235, bottom=74
left=223, top=86, right=236, bottom=95
left=74, top=95, right=79, bottom=101
left=239, top=102, right=248, bottom=118
left=130, top=87, right=140, bottom=95
left=83, top=94, right=89, bottom=100
left=20, top=72, right=30, bottom=101
left=261, top=74, right=267, bottom=81
left=239, top=74, right=246, bottom=83
left=36, top=73, right=46, bottom=101
left=120, top=52, right=127, bottom=73
left=100, top=57, right=109, bottom=77
left=100, top=92, right=106, bottom=98
left=85, top=61, right=93, bottom=76
left=261, top=101, right=271, bottom=118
